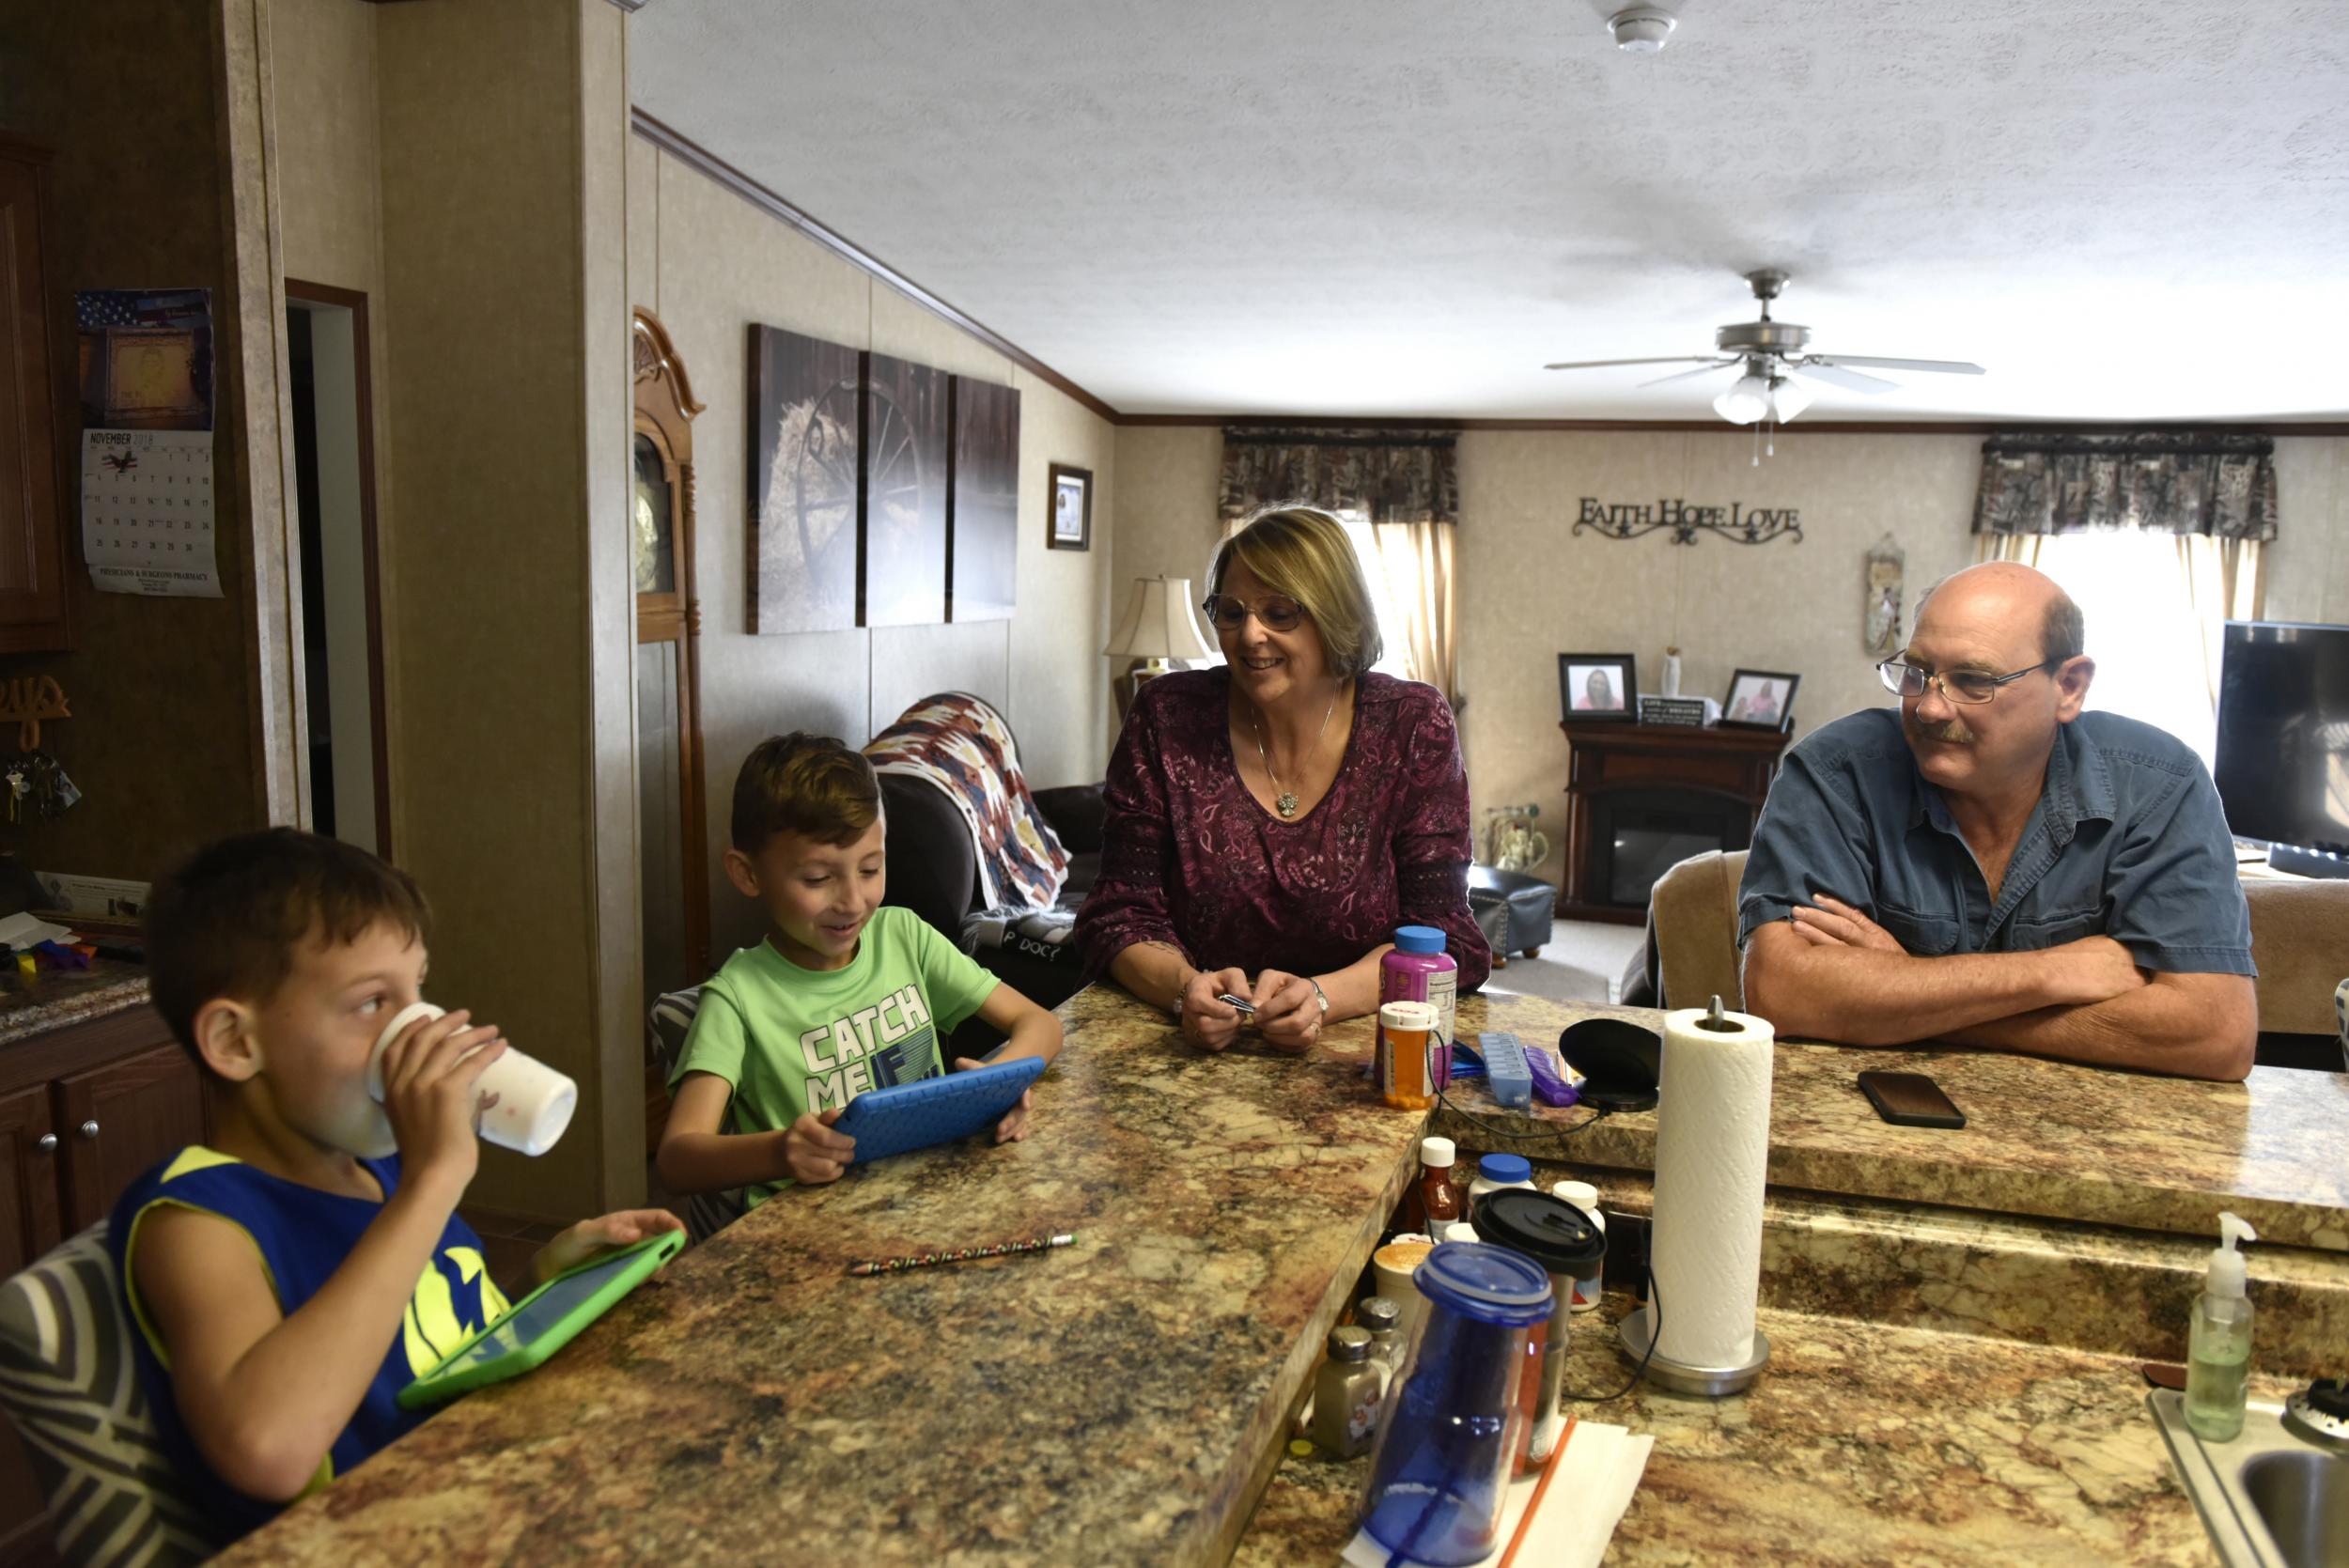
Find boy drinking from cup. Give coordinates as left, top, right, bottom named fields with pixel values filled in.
left=114, top=830, right=679, bottom=1545
left=657, top=734, right=1064, bottom=1237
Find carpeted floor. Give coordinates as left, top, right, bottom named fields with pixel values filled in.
left=1479, top=919, right=1647, bottom=1006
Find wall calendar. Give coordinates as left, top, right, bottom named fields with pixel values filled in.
left=78, top=429, right=222, bottom=598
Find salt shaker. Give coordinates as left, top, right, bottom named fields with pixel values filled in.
left=1309, top=1326, right=1384, bottom=1458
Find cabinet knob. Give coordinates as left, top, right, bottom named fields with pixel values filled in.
left=77, top=1120, right=99, bottom=1141
left=35, top=1134, right=54, bottom=1153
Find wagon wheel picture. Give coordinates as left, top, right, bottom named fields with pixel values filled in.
left=863, top=381, right=927, bottom=530
left=788, top=375, right=863, bottom=580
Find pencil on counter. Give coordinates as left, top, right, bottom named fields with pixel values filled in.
left=847, top=1234, right=1077, bottom=1276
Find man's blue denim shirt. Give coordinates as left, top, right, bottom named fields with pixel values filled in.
left=1736, top=707, right=2254, bottom=974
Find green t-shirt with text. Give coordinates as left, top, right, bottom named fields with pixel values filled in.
left=670, top=907, right=998, bottom=1206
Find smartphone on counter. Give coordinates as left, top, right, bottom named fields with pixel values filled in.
left=1857, top=1069, right=1966, bottom=1129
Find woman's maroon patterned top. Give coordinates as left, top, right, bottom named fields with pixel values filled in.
left=1076, top=669, right=1491, bottom=993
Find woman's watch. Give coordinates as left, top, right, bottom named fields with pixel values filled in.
left=1308, top=977, right=1330, bottom=1014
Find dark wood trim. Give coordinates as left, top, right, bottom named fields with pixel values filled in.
left=631, top=109, right=1120, bottom=424
left=1118, top=413, right=2349, bottom=435
left=285, top=278, right=396, bottom=862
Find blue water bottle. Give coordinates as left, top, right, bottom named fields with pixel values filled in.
left=1357, top=1243, right=1556, bottom=1565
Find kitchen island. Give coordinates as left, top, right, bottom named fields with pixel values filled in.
left=216, top=986, right=2348, bottom=1565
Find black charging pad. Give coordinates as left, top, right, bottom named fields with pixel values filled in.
left=1558, top=1017, right=1662, bottom=1111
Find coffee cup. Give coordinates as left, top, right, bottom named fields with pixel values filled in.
left=368, top=1001, right=578, bottom=1157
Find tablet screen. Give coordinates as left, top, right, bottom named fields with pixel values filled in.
left=428, top=1242, right=656, bottom=1377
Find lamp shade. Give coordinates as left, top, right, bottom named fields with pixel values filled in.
left=1714, top=374, right=1770, bottom=425
left=1103, top=576, right=1216, bottom=661
left=1766, top=376, right=1814, bottom=422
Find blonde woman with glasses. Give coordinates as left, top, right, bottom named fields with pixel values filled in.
left=1075, top=507, right=1489, bottom=1055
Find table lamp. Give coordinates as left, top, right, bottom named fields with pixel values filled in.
left=1103, top=576, right=1216, bottom=721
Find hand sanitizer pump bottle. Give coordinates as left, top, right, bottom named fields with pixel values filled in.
left=2185, top=1211, right=2257, bottom=1441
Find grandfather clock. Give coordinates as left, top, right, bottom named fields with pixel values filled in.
left=631, top=308, right=708, bottom=1147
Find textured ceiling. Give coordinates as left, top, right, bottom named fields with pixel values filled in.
left=631, top=0, right=2349, bottom=420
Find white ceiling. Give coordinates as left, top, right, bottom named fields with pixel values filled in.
left=631, top=0, right=2349, bottom=421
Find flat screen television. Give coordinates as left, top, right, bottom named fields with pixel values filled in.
left=2213, top=620, right=2349, bottom=853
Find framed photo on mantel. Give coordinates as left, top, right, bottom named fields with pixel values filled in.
left=1722, top=668, right=1800, bottom=732
left=1560, top=654, right=1636, bottom=722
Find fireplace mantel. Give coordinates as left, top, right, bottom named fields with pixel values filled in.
left=1555, top=722, right=1796, bottom=924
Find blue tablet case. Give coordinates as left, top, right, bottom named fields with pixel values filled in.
left=832, top=1056, right=1048, bottom=1165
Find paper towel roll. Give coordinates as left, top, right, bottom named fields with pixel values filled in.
left=1648, top=1004, right=1774, bottom=1369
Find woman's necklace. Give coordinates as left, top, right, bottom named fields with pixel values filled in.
left=1251, top=690, right=1339, bottom=819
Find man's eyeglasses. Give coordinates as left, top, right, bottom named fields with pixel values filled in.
left=1202, top=593, right=1306, bottom=633
left=1877, top=658, right=2059, bottom=705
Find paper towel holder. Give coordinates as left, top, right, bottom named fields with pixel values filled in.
left=1617, top=1307, right=1770, bottom=1396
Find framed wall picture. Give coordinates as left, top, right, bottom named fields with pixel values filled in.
left=949, top=376, right=1020, bottom=621
left=861, top=351, right=951, bottom=628
left=1048, top=462, right=1093, bottom=551
left=1722, top=668, right=1800, bottom=731
left=748, top=324, right=863, bottom=634
left=1560, top=653, right=1636, bottom=722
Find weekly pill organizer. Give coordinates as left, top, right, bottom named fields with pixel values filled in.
left=398, top=1227, right=685, bottom=1408
left=832, top=1056, right=1048, bottom=1165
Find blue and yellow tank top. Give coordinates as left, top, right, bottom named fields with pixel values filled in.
left=107, top=1146, right=512, bottom=1542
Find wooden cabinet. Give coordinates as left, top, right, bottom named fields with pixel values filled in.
left=0, top=139, right=70, bottom=653
left=54, top=1047, right=206, bottom=1234
left=0, top=1001, right=208, bottom=1566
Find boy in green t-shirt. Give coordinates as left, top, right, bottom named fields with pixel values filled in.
left=657, top=733, right=1064, bottom=1230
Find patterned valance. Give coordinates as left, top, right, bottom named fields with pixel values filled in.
left=1972, top=430, right=2277, bottom=540
left=1218, top=427, right=1459, bottom=528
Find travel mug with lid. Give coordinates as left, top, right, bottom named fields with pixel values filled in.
left=1358, top=1242, right=1554, bottom=1566
left=1474, top=1188, right=1607, bottom=1470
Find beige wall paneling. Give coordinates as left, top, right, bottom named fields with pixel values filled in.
left=643, top=145, right=871, bottom=961
left=0, top=1, right=269, bottom=879
left=1008, top=371, right=1115, bottom=784
left=1103, top=426, right=1220, bottom=758
left=375, top=0, right=630, bottom=1218
left=637, top=144, right=1123, bottom=955
left=272, top=0, right=382, bottom=296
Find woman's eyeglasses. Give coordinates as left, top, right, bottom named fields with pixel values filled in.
left=1876, top=659, right=2057, bottom=705
left=1202, top=593, right=1305, bottom=632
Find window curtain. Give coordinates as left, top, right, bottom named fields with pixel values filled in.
left=1218, top=427, right=1461, bottom=703
left=1974, top=533, right=2263, bottom=721
left=1971, top=430, right=2278, bottom=539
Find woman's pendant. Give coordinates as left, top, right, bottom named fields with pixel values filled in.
left=1276, top=791, right=1300, bottom=818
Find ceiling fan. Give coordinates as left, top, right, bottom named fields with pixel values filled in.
left=1543, top=269, right=1985, bottom=427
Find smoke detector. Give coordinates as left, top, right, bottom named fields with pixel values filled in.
left=1608, top=5, right=1677, bottom=53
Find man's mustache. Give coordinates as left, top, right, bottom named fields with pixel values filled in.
left=1907, top=714, right=1973, bottom=744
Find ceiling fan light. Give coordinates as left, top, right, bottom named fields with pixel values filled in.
left=1767, top=377, right=1814, bottom=422
left=1714, top=374, right=1770, bottom=425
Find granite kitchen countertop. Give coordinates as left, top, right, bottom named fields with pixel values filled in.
left=1233, top=1295, right=2245, bottom=1567
left=216, top=986, right=2346, bottom=1564
left=1443, top=992, right=2349, bottom=1252
left=0, top=955, right=148, bottom=1047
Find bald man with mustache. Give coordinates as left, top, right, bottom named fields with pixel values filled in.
left=1738, top=562, right=2257, bottom=1080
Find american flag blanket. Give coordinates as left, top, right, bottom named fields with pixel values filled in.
left=864, top=692, right=1069, bottom=916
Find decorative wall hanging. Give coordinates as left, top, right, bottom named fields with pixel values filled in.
left=861, top=353, right=950, bottom=628
left=1863, top=534, right=1905, bottom=656
left=1573, top=496, right=1802, bottom=547
left=950, top=377, right=1021, bottom=621
left=1048, top=464, right=1093, bottom=551
left=749, top=325, right=863, bottom=634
